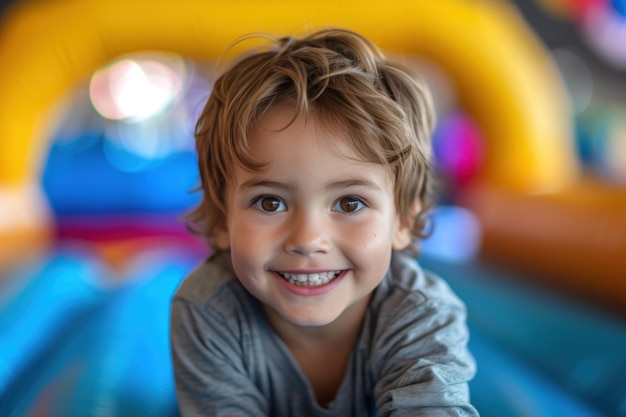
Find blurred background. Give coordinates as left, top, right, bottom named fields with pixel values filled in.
left=0, top=0, right=625, bottom=416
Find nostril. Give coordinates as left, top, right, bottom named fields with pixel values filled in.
left=283, top=214, right=331, bottom=255
left=284, top=237, right=330, bottom=256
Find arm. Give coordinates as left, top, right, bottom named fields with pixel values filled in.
left=170, top=298, right=269, bottom=417
left=372, top=282, right=479, bottom=416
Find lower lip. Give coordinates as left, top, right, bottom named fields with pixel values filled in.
left=273, top=271, right=347, bottom=297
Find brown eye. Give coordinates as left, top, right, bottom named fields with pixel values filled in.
left=334, top=197, right=365, bottom=213
left=255, top=196, right=285, bottom=212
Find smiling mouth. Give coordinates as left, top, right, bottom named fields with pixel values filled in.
left=276, top=271, right=342, bottom=287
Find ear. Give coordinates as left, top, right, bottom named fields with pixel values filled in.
left=392, top=224, right=412, bottom=250
left=392, top=199, right=421, bottom=250
left=213, top=222, right=230, bottom=250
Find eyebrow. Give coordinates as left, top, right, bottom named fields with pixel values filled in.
left=239, top=179, right=294, bottom=193
left=326, top=178, right=384, bottom=192
left=238, top=178, right=384, bottom=193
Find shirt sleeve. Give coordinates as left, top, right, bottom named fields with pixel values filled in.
left=170, top=297, right=269, bottom=417
left=371, top=272, right=479, bottom=417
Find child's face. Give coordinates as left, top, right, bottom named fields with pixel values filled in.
left=216, top=106, right=411, bottom=329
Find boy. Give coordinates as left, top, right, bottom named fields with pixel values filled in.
left=170, top=28, right=479, bottom=416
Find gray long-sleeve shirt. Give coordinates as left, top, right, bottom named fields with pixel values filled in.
left=170, top=251, right=479, bottom=416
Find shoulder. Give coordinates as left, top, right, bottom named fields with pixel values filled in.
left=361, top=252, right=478, bottom=415
left=363, top=251, right=469, bottom=350
left=377, top=251, right=466, bottom=313
left=170, top=251, right=263, bottom=353
left=173, top=251, right=249, bottom=314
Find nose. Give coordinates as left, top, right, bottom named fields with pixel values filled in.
left=283, top=211, right=331, bottom=256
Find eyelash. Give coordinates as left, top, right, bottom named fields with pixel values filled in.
left=250, top=195, right=367, bottom=214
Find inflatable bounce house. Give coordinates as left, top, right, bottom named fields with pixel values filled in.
left=1, top=0, right=625, bottom=416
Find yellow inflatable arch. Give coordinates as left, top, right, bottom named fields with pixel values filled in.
left=0, top=0, right=578, bottom=268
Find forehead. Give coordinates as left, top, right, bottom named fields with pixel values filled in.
left=236, top=106, right=394, bottom=184
left=247, top=106, right=368, bottom=164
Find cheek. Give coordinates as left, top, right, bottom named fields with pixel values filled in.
left=340, top=213, right=397, bottom=252
left=227, top=215, right=280, bottom=262
left=228, top=218, right=259, bottom=251
left=344, top=224, right=394, bottom=281
left=228, top=229, right=263, bottom=281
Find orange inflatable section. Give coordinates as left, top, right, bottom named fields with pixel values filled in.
left=459, top=180, right=626, bottom=313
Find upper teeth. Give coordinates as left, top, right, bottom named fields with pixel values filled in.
left=280, top=271, right=341, bottom=286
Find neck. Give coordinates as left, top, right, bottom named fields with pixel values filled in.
left=264, top=296, right=371, bottom=408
